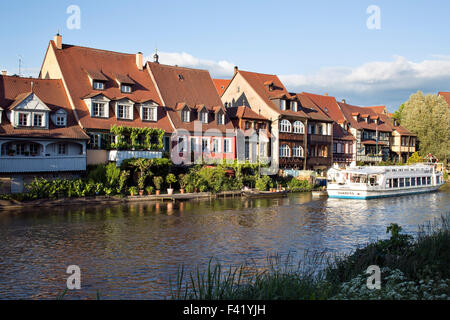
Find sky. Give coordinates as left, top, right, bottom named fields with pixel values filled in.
left=1, top=0, right=450, bottom=112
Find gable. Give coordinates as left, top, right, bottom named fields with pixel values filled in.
left=12, top=93, right=51, bottom=112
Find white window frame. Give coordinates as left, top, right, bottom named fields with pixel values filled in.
left=292, top=101, right=298, bottom=112
left=121, top=84, right=132, bottom=93
left=280, top=144, right=291, bottom=157
left=93, top=81, right=105, bottom=90
left=182, top=109, right=190, bottom=122
left=293, top=121, right=305, bottom=134
left=224, top=138, right=232, bottom=153
left=18, top=112, right=29, bottom=126
left=217, top=112, right=225, bottom=125
left=212, top=138, right=221, bottom=153
left=142, top=105, right=157, bottom=121
left=92, top=102, right=107, bottom=118
left=33, top=113, right=44, bottom=127
left=280, top=119, right=292, bottom=133
left=280, top=99, right=286, bottom=111
left=202, top=138, right=210, bottom=153
left=117, top=104, right=133, bottom=120
left=200, top=110, right=208, bottom=124
left=190, top=137, right=199, bottom=152
left=293, top=145, right=304, bottom=158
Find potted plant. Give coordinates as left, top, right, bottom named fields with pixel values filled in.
left=129, top=186, right=138, bottom=197
left=145, top=185, right=154, bottom=195
left=178, top=174, right=186, bottom=194
left=153, top=176, right=163, bottom=195
left=166, top=173, right=176, bottom=195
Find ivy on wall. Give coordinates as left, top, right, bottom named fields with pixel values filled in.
left=110, top=125, right=165, bottom=151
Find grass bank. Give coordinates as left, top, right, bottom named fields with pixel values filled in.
left=171, top=214, right=450, bottom=300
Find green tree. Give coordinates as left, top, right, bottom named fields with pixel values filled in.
left=392, top=103, right=405, bottom=124
left=406, top=152, right=422, bottom=165
left=400, top=91, right=450, bottom=164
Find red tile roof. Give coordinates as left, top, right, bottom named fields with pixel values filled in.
left=45, top=41, right=173, bottom=132
left=0, top=75, right=88, bottom=140
left=438, top=92, right=450, bottom=106
left=363, top=105, right=387, bottom=114
left=213, top=79, right=231, bottom=97
left=376, top=112, right=416, bottom=136
left=147, top=62, right=233, bottom=134
left=338, top=101, right=393, bottom=132
left=226, top=106, right=269, bottom=121
left=301, top=92, right=346, bottom=123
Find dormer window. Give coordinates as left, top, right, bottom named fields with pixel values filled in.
left=121, top=84, right=132, bottom=93
left=142, top=104, right=157, bottom=121
left=292, top=101, right=298, bottom=112
left=200, top=110, right=208, bottom=124
left=93, top=102, right=107, bottom=117
left=280, top=100, right=286, bottom=111
left=18, top=113, right=29, bottom=126
left=117, top=104, right=132, bottom=120
left=56, top=114, right=66, bottom=126
left=93, top=81, right=105, bottom=90
left=33, top=113, right=44, bottom=127
left=217, top=111, right=225, bottom=125
left=182, top=108, right=190, bottom=122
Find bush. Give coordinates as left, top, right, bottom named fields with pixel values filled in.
left=288, top=178, right=312, bottom=192
left=255, top=175, right=273, bottom=191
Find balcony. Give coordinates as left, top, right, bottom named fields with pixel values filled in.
left=108, top=150, right=162, bottom=166
left=279, top=157, right=305, bottom=169
left=0, top=155, right=86, bottom=173
left=307, top=156, right=332, bottom=167
left=308, top=134, right=332, bottom=144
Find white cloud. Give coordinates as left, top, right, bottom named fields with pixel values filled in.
left=279, top=56, right=450, bottom=110
left=145, top=51, right=235, bottom=78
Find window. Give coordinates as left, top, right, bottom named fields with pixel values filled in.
left=18, top=113, right=28, bottom=126
left=427, top=177, right=431, bottom=185
left=56, top=115, right=66, bottom=126
left=292, top=101, right=298, bottom=112
left=30, top=143, right=39, bottom=155
left=422, top=177, right=426, bottom=185
left=202, top=138, right=210, bottom=153
left=308, top=124, right=313, bottom=134
left=58, top=143, right=67, bottom=155
left=200, top=110, right=208, bottom=124
left=217, top=112, right=225, bottom=125
left=280, top=100, right=286, bottom=111
left=386, top=179, right=392, bottom=188
left=245, top=121, right=250, bottom=130
left=280, top=144, right=291, bottom=157
left=333, top=143, right=337, bottom=153
left=142, top=106, right=157, bottom=121
left=293, top=121, right=305, bottom=134
left=182, top=109, right=190, bottom=122
left=399, top=178, right=405, bottom=188
left=393, top=178, right=398, bottom=188
left=117, top=105, right=132, bottom=119
left=411, top=177, right=416, bottom=186
left=405, top=178, right=411, bottom=187
left=121, top=84, right=132, bottom=93
left=280, top=119, right=292, bottom=133
left=33, top=113, right=43, bottom=127
left=93, top=103, right=106, bottom=117
left=224, top=138, right=232, bottom=153
left=88, top=133, right=101, bottom=149
left=212, top=138, right=221, bottom=153
left=293, top=145, right=304, bottom=157
left=190, top=138, right=198, bottom=152
left=417, top=177, right=422, bottom=186
left=178, top=137, right=187, bottom=153
left=93, top=81, right=104, bottom=90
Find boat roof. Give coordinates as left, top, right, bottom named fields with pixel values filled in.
left=332, top=164, right=434, bottom=175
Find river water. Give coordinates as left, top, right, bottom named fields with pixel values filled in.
left=0, top=185, right=449, bottom=299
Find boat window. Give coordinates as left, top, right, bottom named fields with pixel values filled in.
left=393, top=178, right=398, bottom=188
left=411, top=177, right=416, bottom=186
left=405, top=178, right=410, bottom=187
left=369, top=176, right=377, bottom=186
left=427, top=177, right=431, bottom=185
left=417, top=177, right=422, bottom=186
left=400, top=178, right=405, bottom=188
left=385, top=179, right=392, bottom=188
left=422, top=177, right=426, bottom=185
left=437, top=176, right=440, bottom=184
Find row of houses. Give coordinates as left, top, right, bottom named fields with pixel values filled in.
left=0, top=35, right=420, bottom=193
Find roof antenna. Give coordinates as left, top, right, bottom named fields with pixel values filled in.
left=18, top=55, right=23, bottom=77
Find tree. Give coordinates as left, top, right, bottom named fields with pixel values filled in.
left=400, top=91, right=450, bottom=164
left=406, top=152, right=422, bottom=165
left=392, top=103, right=405, bottom=124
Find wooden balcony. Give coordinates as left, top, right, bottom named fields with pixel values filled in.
left=279, top=157, right=305, bottom=169
left=308, top=134, right=332, bottom=144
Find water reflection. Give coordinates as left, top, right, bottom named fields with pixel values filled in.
left=0, top=186, right=448, bottom=299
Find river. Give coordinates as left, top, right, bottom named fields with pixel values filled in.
left=0, top=185, right=449, bottom=299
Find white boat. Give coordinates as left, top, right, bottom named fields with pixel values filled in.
left=326, top=163, right=445, bottom=199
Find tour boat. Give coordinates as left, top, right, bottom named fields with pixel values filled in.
left=326, top=163, right=445, bottom=199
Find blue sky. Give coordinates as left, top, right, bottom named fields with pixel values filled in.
left=1, top=0, right=450, bottom=111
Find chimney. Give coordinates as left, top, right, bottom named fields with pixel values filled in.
left=54, top=33, right=62, bottom=50
left=136, top=52, right=143, bottom=71
left=234, top=66, right=238, bottom=74
left=324, top=93, right=328, bottom=96
left=1, top=70, right=6, bottom=76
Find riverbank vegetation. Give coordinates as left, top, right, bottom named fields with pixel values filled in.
left=0, top=160, right=315, bottom=202
left=171, top=214, right=450, bottom=300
